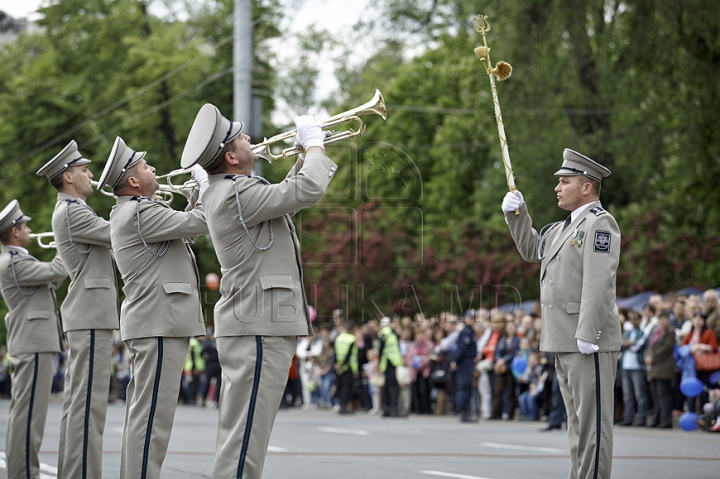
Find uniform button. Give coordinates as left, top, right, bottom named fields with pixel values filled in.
left=549, top=304, right=553, bottom=310
left=550, top=280, right=553, bottom=286
left=541, top=303, right=545, bottom=309
left=557, top=256, right=561, bottom=261
left=542, top=280, right=545, bottom=286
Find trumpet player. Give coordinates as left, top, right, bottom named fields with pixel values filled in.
left=0, top=199, right=67, bottom=479
left=97, top=136, right=208, bottom=479
left=36, top=140, right=119, bottom=479
left=181, top=105, right=337, bottom=479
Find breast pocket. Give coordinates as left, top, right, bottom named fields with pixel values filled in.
left=259, top=274, right=300, bottom=323
left=162, top=282, right=192, bottom=295
left=27, top=311, right=50, bottom=321
left=84, top=278, right=112, bottom=289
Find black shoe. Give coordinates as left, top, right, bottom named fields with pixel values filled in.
left=618, top=421, right=633, bottom=427
left=539, top=424, right=561, bottom=432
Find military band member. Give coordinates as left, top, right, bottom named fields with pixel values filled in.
left=97, top=137, right=208, bottom=479
left=36, top=140, right=119, bottom=479
left=181, top=105, right=337, bottom=478
left=0, top=200, right=67, bottom=479
left=502, top=149, right=622, bottom=479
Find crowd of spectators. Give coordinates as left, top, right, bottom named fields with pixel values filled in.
left=282, top=291, right=720, bottom=432
left=1, top=290, right=718, bottom=433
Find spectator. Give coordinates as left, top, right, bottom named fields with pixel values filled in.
left=518, top=351, right=546, bottom=420
left=492, top=320, right=520, bottom=420
left=201, top=333, right=221, bottom=407
left=429, top=329, right=451, bottom=415
left=477, top=316, right=505, bottom=420
left=398, top=327, right=414, bottom=415
left=181, top=335, right=206, bottom=405
left=620, top=311, right=649, bottom=426
left=365, top=349, right=381, bottom=414
left=114, top=341, right=131, bottom=403
left=316, top=337, right=336, bottom=409
left=703, top=290, right=720, bottom=349
left=407, top=328, right=434, bottom=414
left=0, top=345, right=10, bottom=398
left=681, top=312, right=719, bottom=413
left=645, top=312, right=676, bottom=428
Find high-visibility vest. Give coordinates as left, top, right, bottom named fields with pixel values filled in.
left=334, top=332, right=358, bottom=374
left=378, top=326, right=402, bottom=372
left=184, top=337, right=205, bottom=372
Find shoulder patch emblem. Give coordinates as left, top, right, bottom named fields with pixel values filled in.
left=593, top=230, right=611, bottom=253
left=589, top=206, right=606, bottom=216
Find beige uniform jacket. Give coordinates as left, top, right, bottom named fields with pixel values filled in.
left=506, top=200, right=622, bottom=352
left=0, top=246, right=67, bottom=354
left=201, top=152, right=337, bottom=338
left=52, top=193, right=119, bottom=331
left=109, top=196, right=207, bottom=340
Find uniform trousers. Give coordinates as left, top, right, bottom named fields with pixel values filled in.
left=555, top=351, right=618, bottom=479
left=58, top=329, right=113, bottom=479
left=120, top=337, right=189, bottom=479
left=213, top=335, right=295, bottom=479
left=6, top=352, right=54, bottom=479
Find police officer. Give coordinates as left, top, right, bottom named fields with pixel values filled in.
left=180, top=104, right=337, bottom=479
left=97, top=137, right=208, bottom=479
left=334, top=323, right=358, bottom=414
left=37, top=140, right=119, bottom=479
left=451, top=310, right=478, bottom=422
left=0, top=200, right=67, bottom=479
left=377, top=317, right=404, bottom=417
left=502, top=149, right=622, bottom=479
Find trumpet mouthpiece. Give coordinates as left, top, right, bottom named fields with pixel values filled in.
left=492, top=61, right=513, bottom=81
left=474, top=46, right=490, bottom=59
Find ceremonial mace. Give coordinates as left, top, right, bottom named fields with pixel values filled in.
left=472, top=15, right=517, bottom=214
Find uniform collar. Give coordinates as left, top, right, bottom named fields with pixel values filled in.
left=2, top=245, right=29, bottom=255
left=569, top=201, right=599, bottom=223
left=57, top=192, right=87, bottom=206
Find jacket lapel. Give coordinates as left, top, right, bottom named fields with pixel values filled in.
left=540, top=201, right=600, bottom=276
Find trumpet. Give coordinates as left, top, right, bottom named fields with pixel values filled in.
left=29, top=232, right=56, bottom=249
left=153, top=170, right=197, bottom=203
left=91, top=181, right=117, bottom=198
left=153, top=89, right=388, bottom=196
left=253, top=89, right=387, bottom=162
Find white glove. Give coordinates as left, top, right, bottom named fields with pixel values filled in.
left=190, top=164, right=208, bottom=185
left=295, top=131, right=331, bottom=160
left=294, top=115, right=324, bottom=149
left=577, top=338, right=600, bottom=354
left=501, top=190, right=524, bottom=213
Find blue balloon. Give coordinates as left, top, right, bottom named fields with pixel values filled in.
left=679, top=412, right=699, bottom=432
left=680, top=377, right=704, bottom=398
left=511, top=356, right=527, bottom=375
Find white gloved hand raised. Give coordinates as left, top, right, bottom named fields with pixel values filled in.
left=190, top=164, right=208, bottom=185
left=294, top=130, right=331, bottom=160
left=294, top=115, right=325, bottom=150
left=501, top=190, right=524, bottom=213
left=577, top=338, right=600, bottom=354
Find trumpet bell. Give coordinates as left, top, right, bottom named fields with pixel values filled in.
left=250, top=89, right=387, bottom=163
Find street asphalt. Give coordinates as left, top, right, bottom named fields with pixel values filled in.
left=1, top=396, right=719, bottom=478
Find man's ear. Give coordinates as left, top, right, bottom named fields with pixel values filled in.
left=126, top=175, right=141, bottom=188
left=62, top=170, right=73, bottom=185
left=224, top=150, right=239, bottom=166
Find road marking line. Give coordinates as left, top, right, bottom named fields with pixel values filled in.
left=267, top=446, right=289, bottom=452
left=317, top=426, right=370, bottom=436
left=479, top=442, right=564, bottom=453
left=420, top=470, right=493, bottom=479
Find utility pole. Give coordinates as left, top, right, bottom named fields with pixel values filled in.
left=234, top=0, right=262, bottom=174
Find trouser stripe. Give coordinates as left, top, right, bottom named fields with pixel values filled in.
left=237, top=336, right=263, bottom=479
left=82, top=330, right=96, bottom=479
left=26, top=353, right=39, bottom=479
left=141, top=337, right=164, bottom=479
left=593, top=353, right=601, bottom=479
